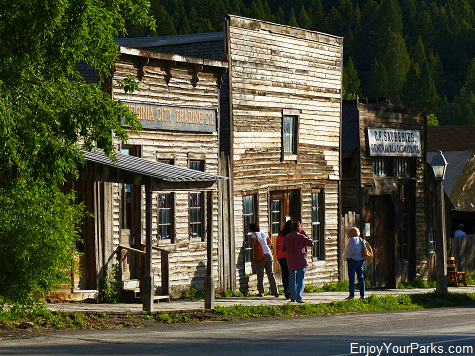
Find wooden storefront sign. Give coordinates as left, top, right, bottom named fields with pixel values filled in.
left=122, top=101, right=217, bottom=133
left=367, top=128, right=422, bottom=157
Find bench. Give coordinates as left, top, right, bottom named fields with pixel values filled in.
left=447, top=256, right=467, bottom=287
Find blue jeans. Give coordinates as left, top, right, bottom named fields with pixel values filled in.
left=289, top=268, right=305, bottom=301
left=347, top=258, right=365, bottom=297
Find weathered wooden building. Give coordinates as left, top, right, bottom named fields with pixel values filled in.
left=59, top=47, right=228, bottom=301
left=341, top=99, right=429, bottom=287
left=117, top=15, right=344, bottom=292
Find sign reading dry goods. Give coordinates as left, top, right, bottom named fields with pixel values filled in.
left=367, top=128, right=421, bottom=157
left=123, top=101, right=216, bottom=133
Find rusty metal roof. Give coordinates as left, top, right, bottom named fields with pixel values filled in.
left=83, top=149, right=226, bottom=182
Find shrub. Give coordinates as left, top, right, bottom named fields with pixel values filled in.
left=98, top=264, right=122, bottom=303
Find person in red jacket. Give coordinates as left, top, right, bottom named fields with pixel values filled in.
left=275, top=220, right=292, bottom=299
left=282, top=220, right=314, bottom=303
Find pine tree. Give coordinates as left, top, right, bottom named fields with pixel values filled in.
left=453, top=58, right=475, bottom=124
left=288, top=7, right=299, bottom=27
left=382, top=31, right=411, bottom=104
left=310, top=0, right=325, bottom=30
left=366, top=59, right=388, bottom=99
left=342, top=57, right=361, bottom=100
left=298, top=5, right=312, bottom=29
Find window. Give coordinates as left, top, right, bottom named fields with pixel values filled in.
left=271, top=199, right=281, bottom=235
left=373, top=158, right=391, bottom=176
left=243, top=194, right=257, bottom=263
left=157, top=193, right=174, bottom=241
left=311, top=189, right=325, bottom=259
left=189, top=160, right=205, bottom=240
left=120, top=147, right=133, bottom=230
left=397, top=158, right=415, bottom=177
left=283, top=115, right=298, bottom=155
left=157, top=159, right=175, bottom=241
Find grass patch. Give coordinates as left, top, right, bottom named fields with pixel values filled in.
left=398, top=278, right=436, bottom=289
left=215, top=292, right=475, bottom=319
left=180, top=287, right=204, bottom=300
left=216, top=289, right=251, bottom=298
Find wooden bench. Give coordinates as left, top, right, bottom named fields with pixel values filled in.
left=447, top=256, right=467, bottom=287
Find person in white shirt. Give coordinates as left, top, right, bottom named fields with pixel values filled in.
left=345, top=227, right=365, bottom=299
left=249, top=222, right=279, bottom=297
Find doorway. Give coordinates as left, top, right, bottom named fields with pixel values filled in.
left=364, top=195, right=395, bottom=288
left=269, top=189, right=301, bottom=279
left=120, top=146, right=143, bottom=281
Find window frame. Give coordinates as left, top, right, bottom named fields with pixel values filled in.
left=397, top=158, right=416, bottom=177
left=282, top=109, right=300, bottom=160
left=242, top=193, right=258, bottom=263
left=311, top=188, right=325, bottom=260
left=373, top=157, right=392, bottom=177
left=188, top=159, right=206, bottom=241
left=157, top=192, right=175, bottom=243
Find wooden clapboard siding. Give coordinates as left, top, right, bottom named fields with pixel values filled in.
left=226, top=16, right=343, bottom=290
left=109, top=53, right=223, bottom=293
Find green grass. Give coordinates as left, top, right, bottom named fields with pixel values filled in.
left=180, top=287, right=204, bottom=300
left=2, top=292, right=475, bottom=330
left=215, top=292, right=475, bottom=319
left=398, top=278, right=437, bottom=289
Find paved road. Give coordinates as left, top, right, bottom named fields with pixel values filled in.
left=2, top=306, right=475, bottom=355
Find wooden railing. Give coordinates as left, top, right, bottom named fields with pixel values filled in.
left=118, top=244, right=171, bottom=299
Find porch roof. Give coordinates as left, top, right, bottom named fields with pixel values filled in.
left=81, top=149, right=226, bottom=190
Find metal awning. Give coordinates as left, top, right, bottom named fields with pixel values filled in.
left=80, top=149, right=226, bottom=190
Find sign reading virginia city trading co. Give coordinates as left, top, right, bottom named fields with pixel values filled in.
left=367, top=128, right=422, bottom=157
left=122, top=101, right=217, bottom=133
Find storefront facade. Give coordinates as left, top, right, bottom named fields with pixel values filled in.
left=61, top=48, right=228, bottom=301
left=342, top=99, right=428, bottom=287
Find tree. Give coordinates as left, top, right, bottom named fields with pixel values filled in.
left=366, top=58, right=388, bottom=99
left=382, top=31, right=411, bottom=104
left=453, top=58, right=475, bottom=124
left=0, top=0, right=153, bottom=304
left=342, top=57, right=361, bottom=100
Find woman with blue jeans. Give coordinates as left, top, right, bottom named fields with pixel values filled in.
left=345, top=227, right=365, bottom=299
left=282, top=221, right=314, bottom=303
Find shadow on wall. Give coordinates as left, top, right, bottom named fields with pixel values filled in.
left=190, top=261, right=206, bottom=290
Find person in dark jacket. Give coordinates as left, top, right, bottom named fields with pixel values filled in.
left=282, top=221, right=314, bottom=303
left=275, top=220, right=292, bottom=299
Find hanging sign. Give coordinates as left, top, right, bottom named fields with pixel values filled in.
left=367, top=128, right=422, bottom=157
left=122, top=101, right=217, bottom=133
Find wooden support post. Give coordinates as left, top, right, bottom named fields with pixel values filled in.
left=204, top=190, right=215, bottom=309
left=161, top=250, right=170, bottom=296
left=143, top=184, right=154, bottom=312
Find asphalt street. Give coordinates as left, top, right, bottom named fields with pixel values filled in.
left=2, top=306, right=475, bottom=355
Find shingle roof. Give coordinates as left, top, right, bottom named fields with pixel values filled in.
left=115, top=33, right=225, bottom=61
left=426, top=150, right=473, bottom=195
left=83, top=149, right=226, bottom=182
left=427, top=126, right=475, bottom=152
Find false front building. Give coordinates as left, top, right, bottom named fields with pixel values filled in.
left=342, top=99, right=431, bottom=287
left=117, top=15, right=344, bottom=292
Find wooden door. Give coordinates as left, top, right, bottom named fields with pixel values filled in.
left=270, top=190, right=302, bottom=279
left=365, top=195, right=395, bottom=288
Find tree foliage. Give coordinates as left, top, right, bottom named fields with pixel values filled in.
left=0, top=0, right=153, bottom=304
left=137, top=0, right=475, bottom=123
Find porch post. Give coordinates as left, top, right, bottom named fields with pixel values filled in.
left=204, top=190, right=215, bottom=309
left=143, top=184, right=154, bottom=311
